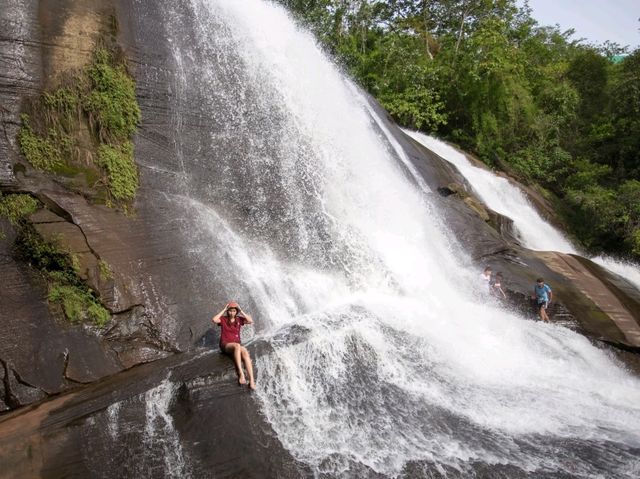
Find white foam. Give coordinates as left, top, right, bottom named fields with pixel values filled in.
left=144, top=379, right=191, bottom=478
left=106, top=401, right=122, bottom=440
left=592, top=255, right=640, bottom=291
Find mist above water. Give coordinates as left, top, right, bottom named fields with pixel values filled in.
left=167, top=0, right=640, bottom=476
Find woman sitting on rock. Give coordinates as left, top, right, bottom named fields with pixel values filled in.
left=211, top=301, right=256, bottom=390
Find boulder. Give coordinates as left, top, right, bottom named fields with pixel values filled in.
left=0, top=348, right=310, bottom=479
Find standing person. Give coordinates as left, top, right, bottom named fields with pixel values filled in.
left=532, top=278, right=553, bottom=322
left=480, top=266, right=492, bottom=292
left=212, top=301, right=256, bottom=390
left=491, top=272, right=507, bottom=300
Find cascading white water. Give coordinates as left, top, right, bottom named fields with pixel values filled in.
left=144, top=379, right=192, bottom=478
left=593, top=254, right=640, bottom=291
left=168, top=0, right=640, bottom=476
left=404, top=130, right=577, bottom=253
left=405, top=130, right=640, bottom=292
left=106, top=401, right=122, bottom=440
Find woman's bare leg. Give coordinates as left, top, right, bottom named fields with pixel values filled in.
left=241, top=347, right=256, bottom=390
left=225, top=343, right=246, bottom=384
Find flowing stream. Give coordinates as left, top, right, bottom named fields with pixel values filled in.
left=404, top=130, right=640, bottom=291
left=164, top=0, right=640, bottom=476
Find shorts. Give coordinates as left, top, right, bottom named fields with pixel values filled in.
left=537, top=301, right=548, bottom=310
left=220, top=342, right=241, bottom=353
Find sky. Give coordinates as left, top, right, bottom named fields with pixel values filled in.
left=521, top=0, right=640, bottom=49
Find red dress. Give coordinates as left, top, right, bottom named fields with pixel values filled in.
left=218, top=315, right=246, bottom=351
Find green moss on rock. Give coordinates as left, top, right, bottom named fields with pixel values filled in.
left=97, top=142, right=138, bottom=201
left=98, top=259, right=113, bottom=280
left=85, top=48, right=140, bottom=142
left=49, top=284, right=110, bottom=326
left=17, top=115, right=70, bottom=171
left=16, top=225, right=110, bottom=327
left=43, top=87, right=81, bottom=118
left=0, top=193, right=40, bottom=225
left=16, top=42, right=140, bottom=210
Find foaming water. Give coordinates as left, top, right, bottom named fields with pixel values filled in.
left=592, top=255, right=640, bottom=291
left=144, top=380, right=191, bottom=478
left=403, top=130, right=576, bottom=253
left=106, top=401, right=122, bottom=440
left=405, top=130, right=640, bottom=293
left=167, top=0, right=640, bottom=476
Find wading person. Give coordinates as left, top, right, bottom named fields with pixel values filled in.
left=491, top=272, right=507, bottom=300
left=212, top=301, right=256, bottom=390
left=532, top=278, right=553, bottom=322
left=480, top=266, right=492, bottom=293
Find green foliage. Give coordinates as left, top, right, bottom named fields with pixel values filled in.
left=15, top=225, right=110, bottom=326
left=84, top=48, right=141, bottom=142
left=17, top=115, right=71, bottom=171
left=380, top=86, right=447, bottom=130
left=567, top=50, right=609, bottom=119
left=43, top=87, right=81, bottom=124
left=536, top=81, right=579, bottom=130
left=631, top=229, right=640, bottom=257
left=606, top=50, right=640, bottom=180
left=15, top=227, right=71, bottom=272
left=564, top=186, right=619, bottom=250
left=88, top=301, right=111, bottom=326
left=563, top=180, right=640, bottom=254
left=564, top=159, right=612, bottom=191
left=97, top=142, right=138, bottom=201
left=49, top=284, right=110, bottom=326
left=0, top=193, right=39, bottom=225
left=98, top=259, right=113, bottom=280
left=16, top=43, right=140, bottom=208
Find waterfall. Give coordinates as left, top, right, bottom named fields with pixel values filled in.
left=404, top=130, right=640, bottom=292
left=106, top=401, right=122, bottom=440
left=164, top=0, right=640, bottom=476
left=140, top=380, right=191, bottom=478
left=592, top=254, right=640, bottom=291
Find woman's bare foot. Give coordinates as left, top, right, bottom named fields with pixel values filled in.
left=248, top=380, right=256, bottom=390
left=238, top=374, right=247, bottom=385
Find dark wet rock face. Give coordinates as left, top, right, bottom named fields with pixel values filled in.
left=0, top=0, right=231, bottom=408
left=0, top=215, right=121, bottom=402
left=0, top=350, right=310, bottom=479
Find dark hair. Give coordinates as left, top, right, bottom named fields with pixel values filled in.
left=496, top=272, right=503, bottom=278
left=484, top=266, right=492, bottom=272
left=536, top=277, right=544, bottom=283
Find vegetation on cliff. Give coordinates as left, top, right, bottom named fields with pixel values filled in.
left=0, top=193, right=39, bottom=225
left=0, top=194, right=110, bottom=326
left=280, top=0, right=640, bottom=260
left=8, top=22, right=136, bottom=328
left=17, top=45, right=140, bottom=209
left=16, top=217, right=110, bottom=326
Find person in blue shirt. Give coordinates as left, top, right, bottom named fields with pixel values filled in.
left=532, top=277, right=553, bottom=322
